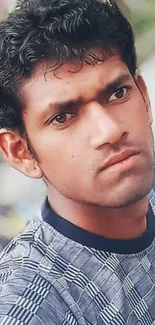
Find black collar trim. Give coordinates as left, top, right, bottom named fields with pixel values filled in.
left=42, top=198, right=155, bottom=254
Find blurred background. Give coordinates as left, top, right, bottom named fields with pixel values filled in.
left=0, top=0, right=155, bottom=251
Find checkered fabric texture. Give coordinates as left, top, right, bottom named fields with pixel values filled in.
left=0, top=188, right=155, bottom=324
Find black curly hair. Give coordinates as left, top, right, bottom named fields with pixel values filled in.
left=0, top=0, right=137, bottom=135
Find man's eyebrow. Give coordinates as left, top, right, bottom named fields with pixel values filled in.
left=40, top=98, right=82, bottom=122
left=40, top=73, right=131, bottom=121
left=100, top=73, right=132, bottom=95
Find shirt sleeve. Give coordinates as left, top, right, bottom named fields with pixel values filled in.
left=0, top=268, right=79, bottom=325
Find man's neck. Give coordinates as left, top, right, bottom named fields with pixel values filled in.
left=48, top=190, right=149, bottom=240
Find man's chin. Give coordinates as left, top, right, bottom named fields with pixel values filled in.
left=101, top=185, right=152, bottom=209
left=96, top=166, right=154, bottom=208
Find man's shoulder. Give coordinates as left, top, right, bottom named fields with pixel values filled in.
left=0, top=219, right=43, bottom=270
left=0, top=220, right=81, bottom=324
left=0, top=218, right=63, bottom=297
left=0, top=265, right=74, bottom=325
left=0, top=217, right=69, bottom=281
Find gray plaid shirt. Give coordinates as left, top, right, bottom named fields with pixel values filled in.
left=0, top=188, right=155, bottom=325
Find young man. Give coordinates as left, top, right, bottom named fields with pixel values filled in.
left=0, top=0, right=155, bottom=324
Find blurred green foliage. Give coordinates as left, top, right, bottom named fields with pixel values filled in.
left=127, top=0, right=155, bottom=35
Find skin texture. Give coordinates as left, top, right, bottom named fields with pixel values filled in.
left=0, top=52, right=154, bottom=239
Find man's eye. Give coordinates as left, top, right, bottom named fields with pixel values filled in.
left=108, top=87, right=130, bottom=103
left=50, top=112, right=75, bottom=126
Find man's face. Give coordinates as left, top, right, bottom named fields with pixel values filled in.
left=21, top=53, right=154, bottom=207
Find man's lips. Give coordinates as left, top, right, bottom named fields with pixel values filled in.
left=100, top=149, right=140, bottom=171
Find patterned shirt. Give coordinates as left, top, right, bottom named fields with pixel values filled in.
left=0, top=188, right=155, bottom=325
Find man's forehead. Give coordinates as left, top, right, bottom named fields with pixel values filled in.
left=24, top=54, right=128, bottom=88
left=20, top=54, right=130, bottom=109
left=32, top=46, right=115, bottom=79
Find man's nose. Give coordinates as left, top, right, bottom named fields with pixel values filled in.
left=87, top=102, right=127, bottom=149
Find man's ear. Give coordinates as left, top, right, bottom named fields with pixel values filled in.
left=135, top=71, right=153, bottom=125
left=0, top=129, right=43, bottom=179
